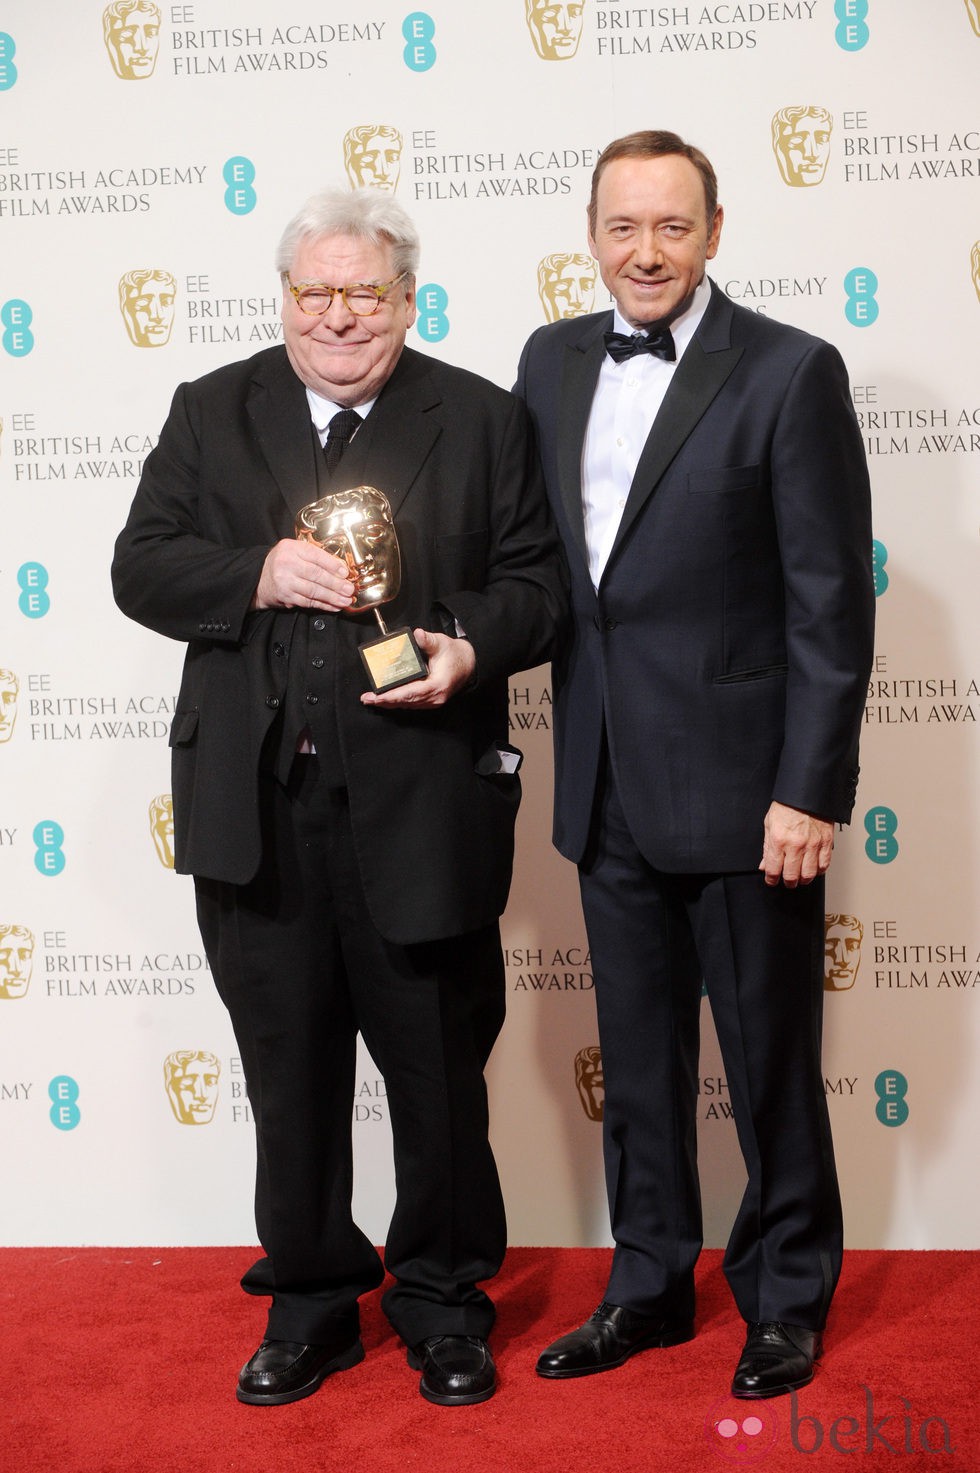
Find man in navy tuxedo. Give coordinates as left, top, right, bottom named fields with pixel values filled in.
left=515, top=131, right=874, bottom=1398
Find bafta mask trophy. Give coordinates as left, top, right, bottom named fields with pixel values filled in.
left=295, top=485, right=428, bottom=693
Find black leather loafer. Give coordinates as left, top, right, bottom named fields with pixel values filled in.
left=237, top=1334, right=364, bottom=1405
left=535, top=1301, right=695, bottom=1378
left=407, top=1335, right=496, bottom=1405
left=731, top=1321, right=823, bottom=1399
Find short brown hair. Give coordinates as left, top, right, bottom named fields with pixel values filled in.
left=588, top=131, right=719, bottom=235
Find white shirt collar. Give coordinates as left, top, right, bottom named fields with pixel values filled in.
left=305, top=385, right=378, bottom=440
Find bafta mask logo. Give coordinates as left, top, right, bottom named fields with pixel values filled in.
left=0, top=923, right=35, bottom=999
left=771, top=106, right=833, bottom=188
left=575, top=1044, right=604, bottom=1122
left=343, top=125, right=403, bottom=192
left=119, top=268, right=176, bottom=347
left=0, top=667, right=19, bottom=743
left=149, top=793, right=175, bottom=868
left=526, top=0, right=585, bottom=59
left=537, top=253, right=597, bottom=322
left=966, top=0, right=980, bottom=37
left=103, top=0, right=161, bottom=80
left=824, top=913, right=863, bottom=991
left=972, top=241, right=980, bottom=302
left=164, top=1049, right=221, bottom=1124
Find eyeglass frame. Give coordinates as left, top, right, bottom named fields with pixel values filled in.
left=283, top=271, right=410, bottom=317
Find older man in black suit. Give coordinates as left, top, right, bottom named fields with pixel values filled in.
left=515, top=131, right=874, bottom=1398
left=113, top=187, right=565, bottom=1408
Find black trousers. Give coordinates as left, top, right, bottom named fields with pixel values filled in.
left=579, top=754, right=842, bottom=1331
left=194, top=755, right=507, bottom=1347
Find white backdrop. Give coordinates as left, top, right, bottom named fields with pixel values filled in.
left=1, top=0, right=978, bottom=1252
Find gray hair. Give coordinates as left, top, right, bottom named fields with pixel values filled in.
left=275, top=188, right=420, bottom=278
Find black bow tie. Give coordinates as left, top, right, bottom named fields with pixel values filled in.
left=603, top=327, right=676, bottom=364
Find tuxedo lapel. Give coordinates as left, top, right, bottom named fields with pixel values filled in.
left=606, top=285, right=744, bottom=568
left=556, top=315, right=609, bottom=573
left=244, top=346, right=443, bottom=524
left=336, top=348, right=441, bottom=519
left=246, top=349, right=321, bottom=520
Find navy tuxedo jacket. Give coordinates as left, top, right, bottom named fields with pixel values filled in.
left=112, top=345, right=566, bottom=944
left=515, top=281, right=875, bottom=872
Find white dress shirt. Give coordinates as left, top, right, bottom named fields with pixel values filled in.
left=582, top=275, right=712, bottom=589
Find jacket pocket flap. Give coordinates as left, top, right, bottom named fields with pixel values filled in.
left=687, top=464, right=763, bottom=495
left=169, top=709, right=199, bottom=747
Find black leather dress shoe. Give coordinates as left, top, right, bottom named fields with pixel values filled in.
left=535, top=1302, right=695, bottom=1379
left=237, top=1333, right=364, bottom=1405
left=407, top=1335, right=496, bottom=1406
left=731, top=1321, right=823, bottom=1399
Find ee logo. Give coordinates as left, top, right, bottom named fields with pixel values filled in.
left=416, top=282, right=449, bottom=342
left=872, top=539, right=889, bottom=597
left=865, top=806, right=898, bottom=864
left=0, top=32, right=17, bottom=90
left=835, top=0, right=869, bottom=50
left=223, top=156, right=256, bottom=215
left=2, top=299, right=34, bottom=356
left=844, top=268, right=879, bottom=327
left=34, top=819, right=66, bottom=877
left=403, top=12, right=436, bottom=70
left=19, top=562, right=50, bottom=618
left=50, top=1076, right=81, bottom=1131
left=875, top=1069, right=909, bottom=1127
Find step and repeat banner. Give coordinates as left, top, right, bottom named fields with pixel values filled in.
left=1, top=1, right=978, bottom=1251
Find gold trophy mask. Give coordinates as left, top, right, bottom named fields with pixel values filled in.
left=295, top=485, right=427, bottom=693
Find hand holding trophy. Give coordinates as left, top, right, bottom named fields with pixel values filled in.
left=295, top=486, right=429, bottom=693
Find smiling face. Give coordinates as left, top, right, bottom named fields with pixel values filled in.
left=587, top=154, right=723, bottom=330
left=282, top=233, right=415, bottom=407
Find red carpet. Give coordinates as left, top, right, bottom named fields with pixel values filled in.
left=2, top=1247, right=976, bottom=1471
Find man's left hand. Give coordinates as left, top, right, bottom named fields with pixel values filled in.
left=759, top=801, right=835, bottom=888
left=360, top=629, right=476, bottom=710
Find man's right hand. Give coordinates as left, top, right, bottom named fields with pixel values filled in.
left=251, top=539, right=356, bottom=611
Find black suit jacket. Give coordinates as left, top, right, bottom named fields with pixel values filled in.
left=515, top=281, right=875, bottom=872
left=112, top=345, right=566, bottom=944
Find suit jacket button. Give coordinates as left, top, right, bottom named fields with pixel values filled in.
left=312, top=657, right=324, bottom=669
left=604, top=617, right=618, bottom=631
left=306, top=693, right=319, bottom=705
left=312, top=617, right=326, bottom=631
left=273, top=643, right=285, bottom=657
left=265, top=695, right=280, bottom=709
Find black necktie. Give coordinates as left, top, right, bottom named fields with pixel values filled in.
left=603, top=327, right=676, bottom=364
left=322, top=408, right=361, bottom=474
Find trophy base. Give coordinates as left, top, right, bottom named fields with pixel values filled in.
left=359, top=626, right=429, bottom=694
